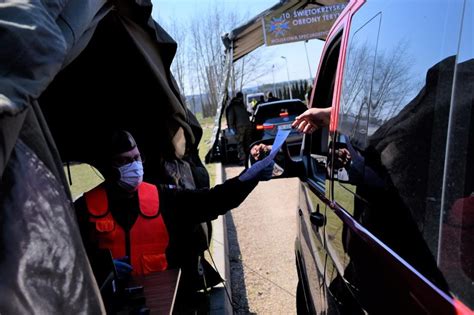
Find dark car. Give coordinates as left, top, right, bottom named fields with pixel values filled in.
left=253, top=0, right=474, bottom=313
left=219, top=99, right=307, bottom=164
left=251, top=99, right=307, bottom=156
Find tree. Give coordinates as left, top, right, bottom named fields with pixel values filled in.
left=234, top=52, right=272, bottom=92
left=341, top=39, right=419, bottom=123
left=167, top=19, right=188, bottom=102
left=165, top=5, right=271, bottom=117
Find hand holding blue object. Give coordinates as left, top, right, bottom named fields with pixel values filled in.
left=239, top=129, right=290, bottom=182
left=258, top=161, right=274, bottom=181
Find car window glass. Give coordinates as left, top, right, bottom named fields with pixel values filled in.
left=437, top=1, right=474, bottom=307
left=333, top=0, right=466, bottom=300
left=338, top=14, right=380, bottom=150
left=333, top=13, right=380, bottom=212
left=308, top=33, right=342, bottom=190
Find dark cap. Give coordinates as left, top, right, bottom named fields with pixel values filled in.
left=108, top=130, right=137, bottom=156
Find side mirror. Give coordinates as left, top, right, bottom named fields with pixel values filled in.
left=247, top=139, right=305, bottom=179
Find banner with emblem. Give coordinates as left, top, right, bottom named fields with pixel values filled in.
left=262, top=2, right=348, bottom=46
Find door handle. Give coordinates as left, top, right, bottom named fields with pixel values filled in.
left=310, top=212, right=326, bottom=227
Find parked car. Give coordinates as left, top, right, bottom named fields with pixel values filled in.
left=219, top=99, right=306, bottom=165
left=252, top=0, right=474, bottom=313
left=251, top=99, right=307, bottom=157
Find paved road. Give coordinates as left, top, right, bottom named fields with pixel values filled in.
left=224, top=166, right=299, bottom=314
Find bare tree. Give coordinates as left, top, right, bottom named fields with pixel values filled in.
left=234, top=50, right=273, bottom=91
left=187, top=6, right=240, bottom=116
left=164, top=4, right=271, bottom=117
left=167, top=20, right=188, bottom=98
left=370, top=41, right=418, bottom=121
left=341, top=40, right=373, bottom=116
left=341, top=39, right=418, bottom=123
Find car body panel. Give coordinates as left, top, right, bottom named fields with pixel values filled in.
left=295, top=0, right=474, bottom=314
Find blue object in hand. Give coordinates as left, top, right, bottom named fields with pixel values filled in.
left=113, top=256, right=133, bottom=279
left=228, top=128, right=236, bottom=136
left=240, top=160, right=274, bottom=182
left=258, top=161, right=274, bottom=181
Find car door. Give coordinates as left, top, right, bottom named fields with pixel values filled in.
left=297, top=21, right=347, bottom=314
left=324, top=4, right=380, bottom=314
left=325, top=0, right=472, bottom=313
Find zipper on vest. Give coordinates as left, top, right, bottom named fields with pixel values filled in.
left=125, top=231, right=131, bottom=264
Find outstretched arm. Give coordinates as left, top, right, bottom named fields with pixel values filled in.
left=159, top=177, right=258, bottom=224
left=291, top=107, right=331, bottom=134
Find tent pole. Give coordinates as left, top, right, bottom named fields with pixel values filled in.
left=231, top=43, right=236, bottom=96
left=205, top=47, right=233, bottom=163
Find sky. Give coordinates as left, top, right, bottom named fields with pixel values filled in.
left=150, top=0, right=325, bottom=91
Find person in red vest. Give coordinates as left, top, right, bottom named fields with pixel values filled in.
left=74, top=130, right=272, bottom=278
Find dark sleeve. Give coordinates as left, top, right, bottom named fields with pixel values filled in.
left=159, top=176, right=258, bottom=224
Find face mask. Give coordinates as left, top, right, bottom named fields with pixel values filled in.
left=116, top=161, right=144, bottom=191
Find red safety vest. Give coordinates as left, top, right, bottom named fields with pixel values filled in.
left=84, top=182, right=169, bottom=276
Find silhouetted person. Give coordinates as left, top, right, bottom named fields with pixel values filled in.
left=226, top=92, right=252, bottom=165
left=266, top=91, right=280, bottom=102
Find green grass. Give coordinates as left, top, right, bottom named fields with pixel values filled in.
left=194, top=112, right=216, bottom=127
left=65, top=114, right=217, bottom=197
left=197, top=113, right=216, bottom=186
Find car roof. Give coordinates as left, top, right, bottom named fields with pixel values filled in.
left=247, top=92, right=265, bottom=98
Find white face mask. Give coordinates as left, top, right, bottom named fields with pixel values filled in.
left=117, top=161, right=144, bottom=191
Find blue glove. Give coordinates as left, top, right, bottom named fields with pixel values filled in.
left=228, top=128, right=236, bottom=136
left=113, top=256, right=133, bottom=279
left=258, top=161, right=274, bottom=181
left=239, top=160, right=274, bottom=182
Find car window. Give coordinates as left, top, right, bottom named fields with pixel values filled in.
left=306, top=33, right=342, bottom=191
left=333, top=13, right=380, bottom=210
left=437, top=0, right=474, bottom=307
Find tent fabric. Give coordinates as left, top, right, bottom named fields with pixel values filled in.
left=119, top=10, right=194, bottom=147
left=1, top=0, right=201, bottom=313
left=0, top=0, right=113, bottom=313
left=223, top=0, right=304, bottom=62
left=57, top=0, right=111, bottom=67
left=39, top=0, right=194, bottom=174
left=223, top=0, right=342, bottom=62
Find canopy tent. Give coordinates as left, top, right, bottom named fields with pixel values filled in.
left=222, top=0, right=347, bottom=62
left=0, top=0, right=205, bottom=312
left=206, top=0, right=348, bottom=163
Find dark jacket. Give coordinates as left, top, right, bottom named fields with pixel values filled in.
left=226, top=96, right=251, bottom=128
